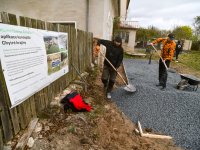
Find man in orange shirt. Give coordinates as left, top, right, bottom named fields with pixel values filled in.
left=151, top=33, right=176, bottom=90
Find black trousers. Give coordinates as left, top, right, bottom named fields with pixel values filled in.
left=101, top=65, right=117, bottom=93
left=158, top=59, right=170, bottom=87
left=175, top=50, right=181, bottom=60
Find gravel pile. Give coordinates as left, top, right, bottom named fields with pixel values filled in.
left=112, top=59, right=200, bottom=150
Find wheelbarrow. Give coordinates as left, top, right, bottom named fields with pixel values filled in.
left=177, top=74, right=200, bottom=91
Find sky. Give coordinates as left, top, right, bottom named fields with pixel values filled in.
left=127, top=0, right=200, bottom=30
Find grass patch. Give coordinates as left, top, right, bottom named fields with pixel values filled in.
left=134, top=48, right=146, bottom=53
left=179, top=51, right=200, bottom=71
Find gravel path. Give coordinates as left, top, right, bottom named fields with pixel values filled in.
left=112, top=59, right=200, bottom=150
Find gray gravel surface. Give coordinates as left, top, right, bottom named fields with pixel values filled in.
left=112, top=59, right=200, bottom=150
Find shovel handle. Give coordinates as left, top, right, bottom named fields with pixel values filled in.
left=151, top=44, right=169, bottom=70
left=99, top=51, right=128, bottom=85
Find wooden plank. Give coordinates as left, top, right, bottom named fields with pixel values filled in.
left=74, top=28, right=78, bottom=79
left=77, top=30, right=81, bottom=73
left=29, top=96, right=37, bottom=118
left=19, top=16, right=25, bottom=26
left=138, top=121, right=143, bottom=136
left=67, top=25, right=73, bottom=82
left=5, top=14, right=20, bottom=134
left=0, top=13, right=2, bottom=22
left=68, top=26, right=73, bottom=81
left=8, top=13, right=17, bottom=25
left=0, top=13, right=17, bottom=141
left=0, top=108, right=13, bottom=141
left=9, top=109, right=20, bottom=135
left=46, top=22, right=57, bottom=31
left=39, top=20, right=46, bottom=111
left=15, top=118, right=38, bottom=150
left=0, top=12, right=9, bottom=24
left=44, top=87, right=49, bottom=107
left=31, top=19, right=37, bottom=28
left=0, top=128, right=3, bottom=150
left=34, top=93, right=42, bottom=114
left=36, top=20, right=43, bottom=29
left=29, top=95, right=37, bottom=118
left=7, top=14, right=21, bottom=135
left=142, top=133, right=172, bottom=140
left=39, top=91, right=45, bottom=110
left=24, top=99, right=32, bottom=126
left=0, top=75, right=13, bottom=140
left=47, top=85, right=53, bottom=105
left=80, top=31, right=83, bottom=72
left=89, top=32, right=93, bottom=65
left=82, top=31, right=85, bottom=71
left=52, top=83, right=56, bottom=99
left=17, top=102, right=28, bottom=129
left=86, top=31, right=89, bottom=68
left=2, top=12, right=21, bottom=135
left=81, top=31, right=84, bottom=72
left=83, top=31, right=86, bottom=70
left=25, top=17, right=32, bottom=27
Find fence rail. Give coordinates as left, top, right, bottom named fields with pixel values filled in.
left=0, top=12, right=93, bottom=149
left=120, top=20, right=139, bottom=29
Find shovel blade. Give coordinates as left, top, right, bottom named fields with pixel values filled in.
left=124, top=84, right=136, bottom=92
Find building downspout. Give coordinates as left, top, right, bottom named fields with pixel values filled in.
left=86, top=0, right=89, bottom=32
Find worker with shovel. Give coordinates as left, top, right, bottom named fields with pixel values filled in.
left=95, top=36, right=124, bottom=99
left=151, top=33, right=176, bottom=90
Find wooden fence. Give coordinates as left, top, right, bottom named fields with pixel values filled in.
left=0, top=12, right=93, bottom=148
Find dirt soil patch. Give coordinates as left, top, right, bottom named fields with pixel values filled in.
left=10, top=65, right=183, bottom=150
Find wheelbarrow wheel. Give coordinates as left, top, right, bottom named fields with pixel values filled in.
left=177, top=79, right=189, bottom=90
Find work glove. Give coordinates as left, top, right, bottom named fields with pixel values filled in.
left=147, top=43, right=153, bottom=46
left=93, top=45, right=100, bottom=58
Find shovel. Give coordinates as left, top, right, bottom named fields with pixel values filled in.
left=99, top=51, right=136, bottom=92
left=151, top=44, right=176, bottom=73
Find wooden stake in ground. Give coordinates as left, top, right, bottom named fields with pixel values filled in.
left=15, top=118, right=38, bottom=150
left=142, top=133, right=172, bottom=139
left=138, top=121, right=143, bottom=136
left=137, top=120, right=172, bottom=140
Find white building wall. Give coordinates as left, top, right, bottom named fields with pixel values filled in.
left=88, top=0, right=104, bottom=38
left=128, top=30, right=136, bottom=51
left=88, top=0, right=116, bottom=40
left=120, top=0, right=128, bottom=19
left=0, top=0, right=87, bottom=30
left=102, top=0, right=115, bottom=40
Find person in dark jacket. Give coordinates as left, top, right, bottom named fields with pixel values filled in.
left=175, top=40, right=182, bottom=62
left=96, top=36, right=124, bottom=99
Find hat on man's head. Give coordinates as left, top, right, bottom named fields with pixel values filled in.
left=114, top=36, right=122, bottom=43
left=168, top=33, right=175, bottom=40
